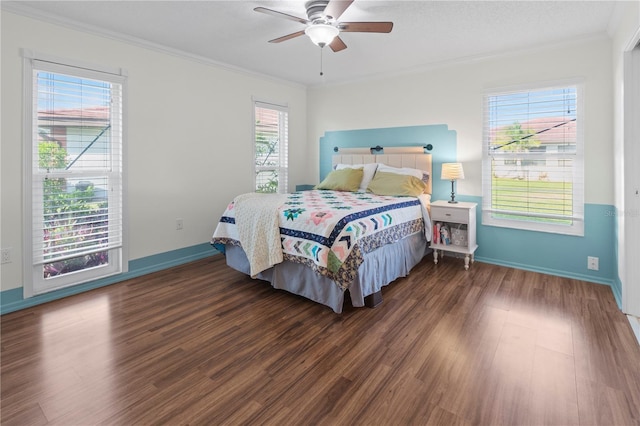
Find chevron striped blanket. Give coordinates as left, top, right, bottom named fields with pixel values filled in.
left=212, top=190, right=430, bottom=289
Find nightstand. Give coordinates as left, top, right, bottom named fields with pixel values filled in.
left=430, top=200, right=478, bottom=270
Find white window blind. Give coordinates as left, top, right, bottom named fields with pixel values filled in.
left=482, top=82, right=584, bottom=236
left=25, top=55, right=126, bottom=296
left=254, top=100, right=288, bottom=194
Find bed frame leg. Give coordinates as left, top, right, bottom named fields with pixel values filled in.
left=364, top=290, right=383, bottom=308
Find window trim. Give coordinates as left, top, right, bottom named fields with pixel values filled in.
left=481, top=79, right=585, bottom=236
left=22, top=50, right=128, bottom=298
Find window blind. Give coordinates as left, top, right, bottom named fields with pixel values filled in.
left=482, top=82, right=584, bottom=236
left=254, top=100, right=288, bottom=193
left=31, top=60, right=124, bottom=266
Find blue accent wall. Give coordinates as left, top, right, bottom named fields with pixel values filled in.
left=1, top=243, right=219, bottom=315
left=319, top=125, right=457, bottom=199
left=319, top=125, right=618, bottom=298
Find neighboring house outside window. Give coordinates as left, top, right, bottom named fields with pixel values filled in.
left=23, top=51, right=127, bottom=297
left=253, top=100, right=288, bottom=193
left=482, top=81, right=584, bottom=236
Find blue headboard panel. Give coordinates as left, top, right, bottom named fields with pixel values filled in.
left=319, top=124, right=457, bottom=200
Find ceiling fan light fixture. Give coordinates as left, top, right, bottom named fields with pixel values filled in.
left=305, top=24, right=339, bottom=47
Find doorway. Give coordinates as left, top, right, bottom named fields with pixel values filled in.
left=623, top=42, right=640, bottom=341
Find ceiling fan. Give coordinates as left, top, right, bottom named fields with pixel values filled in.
left=254, top=0, right=393, bottom=52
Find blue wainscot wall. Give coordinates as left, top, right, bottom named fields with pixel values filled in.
left=457, top=195, right=618, bottom=302
left=1, top=243, right=219, bottom=314
left=320, top=125, right=619, bottom=306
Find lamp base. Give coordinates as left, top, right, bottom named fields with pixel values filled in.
left=448, top=180, right=458, bottom=203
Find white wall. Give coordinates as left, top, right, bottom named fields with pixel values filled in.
left=0, top=11, right=307, bottom=293
left=306, top=37, right=614, bottom=207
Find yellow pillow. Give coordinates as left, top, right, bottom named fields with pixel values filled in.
left=315, top=168, right=364, bottom=191
left=367, top=171, right=427, bottom=196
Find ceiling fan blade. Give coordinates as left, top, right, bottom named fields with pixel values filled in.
left=254, top=7, right=309, bottom=25
left=329, top=36, right=347, bottom=52
left=323, top=0, right=354, bottom=21
left=268, top=30, right=306, bottom=43
left=339, top=22, right=394, bottom=33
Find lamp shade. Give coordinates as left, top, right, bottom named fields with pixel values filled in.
left=441, top=163, right=465, bottom=180
left=305, top=24, right=339, bottom=47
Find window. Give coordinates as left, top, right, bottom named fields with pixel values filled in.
left=23, top=51, right=127, bottom=297
left=253, top=100, right=288, bottom=193
left=482, top=81, right=584, bottom=236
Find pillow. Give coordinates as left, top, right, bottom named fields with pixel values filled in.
left=367, top=171, right=427, bottom=197
left=315, top=168, right=364, bottom=191
left=376, top=163, right=423, bottom=179
left=336, top=163, right=378, bottom=192
left=376, top=163, right=430, bottom=189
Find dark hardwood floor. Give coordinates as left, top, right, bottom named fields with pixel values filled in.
left=2, top=255, right=639, bottom=425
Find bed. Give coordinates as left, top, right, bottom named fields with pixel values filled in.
left=211, top=150, right=433, bottom=313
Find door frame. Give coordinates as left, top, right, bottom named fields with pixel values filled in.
left=622, top=36, right=640, bottom=317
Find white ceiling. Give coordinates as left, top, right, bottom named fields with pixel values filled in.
left=2, top=1, right=623, bottom=87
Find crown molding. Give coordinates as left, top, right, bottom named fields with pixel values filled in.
left=1, top=2, right=306, bottom=90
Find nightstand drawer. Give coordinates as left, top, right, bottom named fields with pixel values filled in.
left=431, top=206, right=469, bottom=223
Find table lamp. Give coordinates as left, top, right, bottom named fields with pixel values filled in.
left=441, top=163, right=465, bottom=203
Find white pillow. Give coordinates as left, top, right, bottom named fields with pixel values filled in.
left=336, top=163, right=378, bottom=192
left=376, top=163, right=423, bottom=180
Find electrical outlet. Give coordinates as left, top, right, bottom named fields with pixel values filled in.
left=587, top=256, right=599, bottom=271
left=1, top=248, right=11, bottom=264
left=176, top=218, right=184, bottom=230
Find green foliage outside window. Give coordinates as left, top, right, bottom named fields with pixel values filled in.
left=493, top=122, right=541, bottom=175
left=255, top=121, right=279, bottom=193
left=38, top=141, right=108, bottom=278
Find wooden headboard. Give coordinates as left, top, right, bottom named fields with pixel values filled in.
left=332, top=149, right=433, bottom=194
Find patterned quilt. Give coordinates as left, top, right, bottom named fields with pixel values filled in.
left=212, top=190, right=429, bottom=290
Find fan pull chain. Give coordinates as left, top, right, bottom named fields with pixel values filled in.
left=319, top=47, right=324, bottom=76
